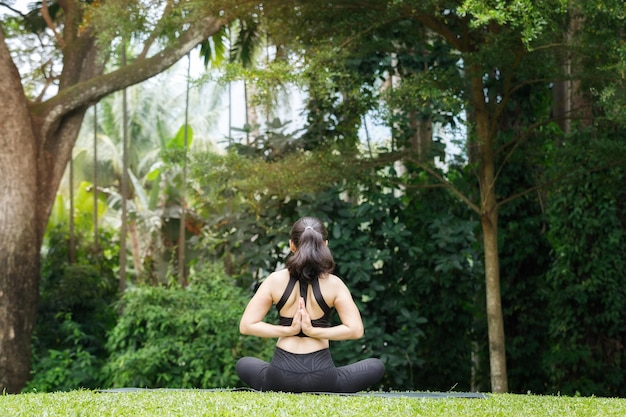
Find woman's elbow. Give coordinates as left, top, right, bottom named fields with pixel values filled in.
left=239, top=320, right=252, bottom=335
left=351, top=324, right=364, bottom=339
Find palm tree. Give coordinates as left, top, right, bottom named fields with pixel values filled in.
left=53, top=55, right=224, bottom=284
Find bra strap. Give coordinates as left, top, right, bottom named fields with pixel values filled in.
left=311, top=277, right=331, bottom=313
left=276, top=275, right=297, bottom=311
left=278, top=274, right=330, bottom=313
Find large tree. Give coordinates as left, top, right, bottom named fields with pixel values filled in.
left=0, top=0, right=231, bottom=393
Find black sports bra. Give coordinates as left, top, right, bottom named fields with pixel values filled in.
left=276, top=275, right=332, bottom=337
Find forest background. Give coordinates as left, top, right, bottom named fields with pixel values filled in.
left=1, top=0, right=625, bottom=397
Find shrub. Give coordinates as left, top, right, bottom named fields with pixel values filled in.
left=25, top=227, right=119, bottom=392
left=103, top=262, right=273, bottom=389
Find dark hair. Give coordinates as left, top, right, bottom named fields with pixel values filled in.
left=286, top=217, right=335, bottom=282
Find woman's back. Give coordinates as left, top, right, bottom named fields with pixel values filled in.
left=275, top=270, right=333, bottom=319
left=269, top=269, right=338, bottom=353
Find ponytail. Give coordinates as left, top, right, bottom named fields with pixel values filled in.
left=286, top=217, right=335, bottom=282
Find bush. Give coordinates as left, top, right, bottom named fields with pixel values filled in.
left=25, top=227, right=119, bottom=392
left=544, top=139, right=626, bottom=397
left=103, top=262, right=273, bottom=389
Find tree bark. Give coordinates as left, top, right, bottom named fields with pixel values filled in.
left=552, top=13, right=592, bottom=134
left=481, top=201, right=507, bottom=393
left=0, top=6, right=225, bottom=392
left=0, top=29, right=41, bottom=394
left=471, top=69, right=508, bottom=393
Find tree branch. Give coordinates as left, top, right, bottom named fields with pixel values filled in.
left=33, top=59, right=57, bottom=102
left=32, top=14, right=226, bottom=139
left=0, top=1, right=28, bottom=17
left=416, top=14, right=467, bottom=52
left=405, top=155, right=481, bottom=214
left=41, top=0, right=65, bottom=47
left=138, top=0, right=175, bottom=60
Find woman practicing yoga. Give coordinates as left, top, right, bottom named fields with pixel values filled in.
left=236, top=216, right=385, bottom=393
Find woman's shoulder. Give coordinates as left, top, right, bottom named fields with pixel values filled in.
left=258, top=269, right=291, bottom=302
left=264, top=269, right=291, bottom=286
left=320, top=273, right=350, bottom=293
left=326, top=273, right=347, bottom=284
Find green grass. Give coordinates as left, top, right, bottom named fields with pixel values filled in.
left=2, top=390, right=626, bottom=416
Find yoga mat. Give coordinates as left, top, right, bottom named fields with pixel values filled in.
left=97, top=388, right=488, bottom=399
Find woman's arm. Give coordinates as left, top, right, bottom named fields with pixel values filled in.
left=239, top=276, right=302, bottom=338
left=300, top=280, right=364, bottom=340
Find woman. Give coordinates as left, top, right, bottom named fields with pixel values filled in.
left=236, top=216, right=385, bottom=393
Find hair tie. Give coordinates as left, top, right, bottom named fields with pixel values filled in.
left=305, top=226, right=314, bottom=231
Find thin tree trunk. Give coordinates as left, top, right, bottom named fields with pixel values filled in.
left=178, top=54, right=191, bottom=288
left=243, top=81, right=250, bottom=144
left=408, top=113, right=433, bottom=162
left=481, top=201, right=507, bottom=393
left=69, top=156, right=75, bottom=263
left=128, top=218, right=143, bottom=279
left=471, top=68, right=508, bottom=393
left=244, top=81, right=261, bottom=142
left=552, top=14, right=592, bottom=134
left=93, top=104, right=99, bottom=247
left=119, top=44, right=129, bottom=292
left=478, top=130, right=508, bottom=393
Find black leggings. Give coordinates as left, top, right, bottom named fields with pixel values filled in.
left=236, top=347, right=385, bottom=393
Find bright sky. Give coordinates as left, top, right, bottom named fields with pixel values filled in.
left=6, top=0, right=29, bottom=13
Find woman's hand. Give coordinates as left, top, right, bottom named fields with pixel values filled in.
left=289, top=299, right=303, bottom=336
left=299, top=297, right=315, bottom=337
left=239, top=272, right=308, bottom=339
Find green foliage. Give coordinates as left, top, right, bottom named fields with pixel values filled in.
left=46, top=181, right=108, bottom=238
left=191, top=149, right=347, bottom=203
left=370, top=176, right=486, bottom=392
left=187, top=134, right=361, bottom=289
left=103, top=262, right=273, bottom=389
left=577, top=2, right=626, bottom=124
left=229, top=18, right=261, bottom=68
left=458, top=0, right=567, bottom=45
left=165, top=124, right=194, bottom=151
left=26, top=227, right=120, bottom=392
left=26, top=318, right=102, bottom=393
left=86, top=0, right=213, bottom=54
left=543, top=131, right=626, bottom=397
left=326, top=185, right=432, bottom=390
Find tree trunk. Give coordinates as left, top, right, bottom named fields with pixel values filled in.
left=481, top=201, right=507, bottom=393
left=0, top=31, right=41, bottom=394
left=128, top=218, right=143, bottom=280
left=471, top=69, right=508, bottom=393
left=408, top=114, right=433, bottom=162
left=552, top=13, right=592, bottom=134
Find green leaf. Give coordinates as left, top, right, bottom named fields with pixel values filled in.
left=166, top=125, right=193, bottom=150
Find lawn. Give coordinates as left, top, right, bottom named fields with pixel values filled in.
left=2, top=389, right=626, bottom=416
